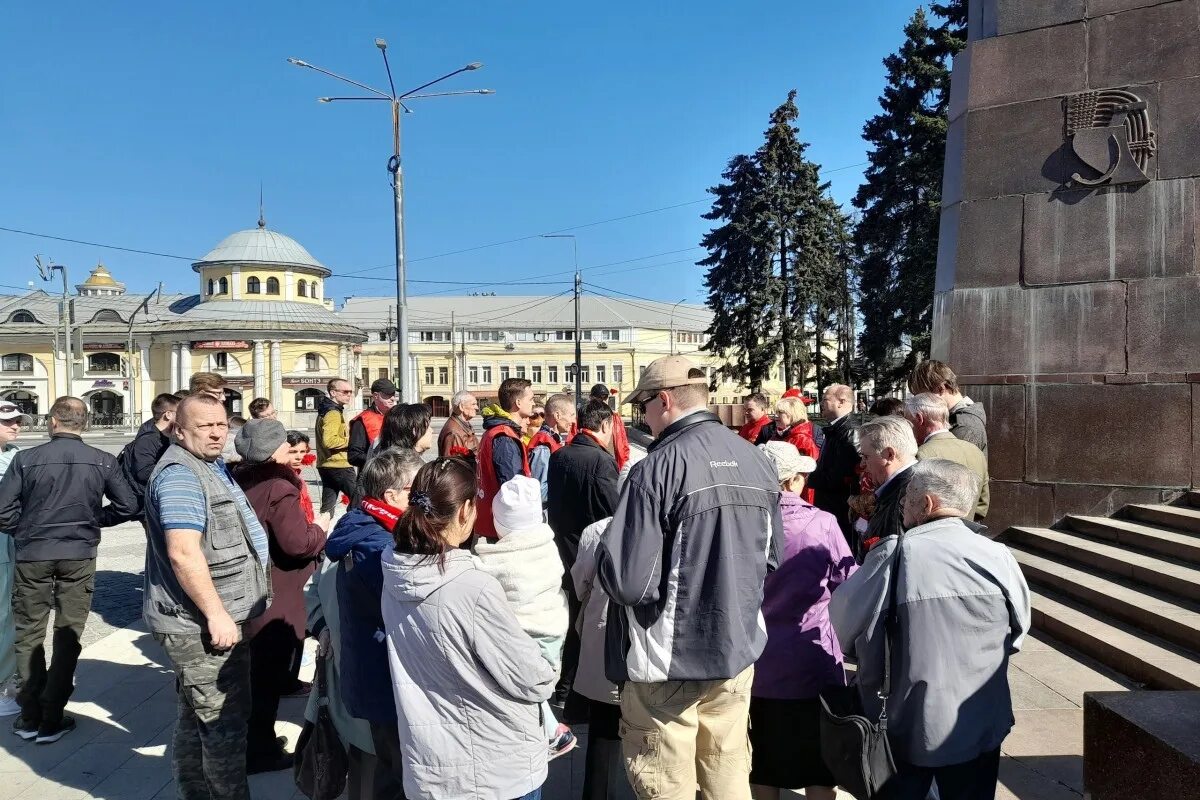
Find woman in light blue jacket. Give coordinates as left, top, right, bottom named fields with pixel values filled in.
left=0, top=403, right=32, bottom=717
left=381, top=457, right=556, bottom=800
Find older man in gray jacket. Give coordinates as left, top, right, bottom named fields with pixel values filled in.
left=829, top=459, right=1030, bottom=800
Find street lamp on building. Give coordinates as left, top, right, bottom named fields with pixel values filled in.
left=541, top=234, right=581, bottom=407
left=288, top=42, right=493, bottom=402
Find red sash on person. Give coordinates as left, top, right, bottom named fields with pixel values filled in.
left=476, top=423, right=529, bottom=539
left=526, top=428, right=564, bottom=462
left=361, top=496, right=405, bottom=531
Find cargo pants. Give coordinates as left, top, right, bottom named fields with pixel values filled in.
left=154, top=631, right=251, bottom=800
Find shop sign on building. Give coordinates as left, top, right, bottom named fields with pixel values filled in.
left=192, top=340, right=251, bottom=350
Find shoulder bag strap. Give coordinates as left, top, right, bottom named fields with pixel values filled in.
left=877, top=532, right=904, bottom=727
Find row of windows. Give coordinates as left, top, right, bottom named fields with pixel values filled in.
left=462, top=363, right=626, bottom=387
left=206, top=277, right=321, bottom=298
left=398, top=329, right=629, bottom=344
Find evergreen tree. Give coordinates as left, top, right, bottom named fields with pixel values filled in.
left=699, top=154, right=777, bottom=391
left=853, top=1, right=966, bottom=389
left=703, top=91, right=847, bottom=391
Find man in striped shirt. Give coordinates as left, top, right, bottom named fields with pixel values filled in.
left=143, top=394, right=270, bottom=799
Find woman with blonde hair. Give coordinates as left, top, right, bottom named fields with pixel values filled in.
left=756, top=395, right=820, bottom=501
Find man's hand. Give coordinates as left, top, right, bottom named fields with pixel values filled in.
left=207, top=610, right=240, bottom=650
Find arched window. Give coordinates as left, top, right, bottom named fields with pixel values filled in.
left=8, top=311, right=36, bottom=323
left=266, top=277, right=280, bottom=295
left=218, top=277, right=229, bottom=294
left=310, top=281, right=320, bottom=299
left=247, top=276, right=261, bottom=294
left=297, top=279, right=308, bottom=298
left=87, top=353, right=121, bottom=373
left=90, top=309, right=124, bottom=323
left=295, top=387, right=323, bottom=411
left=207, top=279, right=215, bottom=295
left=304, top=352, right=321, bottom=372
left=1, top=353, right=34, bottom=373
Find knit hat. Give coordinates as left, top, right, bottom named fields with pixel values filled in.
left=492, top=476, right=543, bottom=538
left=758, top=441, right=817, bottom=483
left=234, top=418, right=288, bottom=464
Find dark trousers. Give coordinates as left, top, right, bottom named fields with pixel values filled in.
left=582, top=699, right=636, bottom=800
left=318, top=466, right=358, bottom=516
left=13, top=558, right=96, bottom=726
left=155, top=631, right=252, bottom=800
left=247, top=620, right=300, bottom=758
left=882, top=747, right=1002, bottom=800
left=369, top=721, right=409, bottom=799
left=553, top=580, right=583, bottom=709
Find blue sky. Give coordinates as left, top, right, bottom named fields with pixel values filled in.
left=0, top=2, right=925, bottom=307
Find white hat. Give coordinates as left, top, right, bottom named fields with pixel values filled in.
left=493, top=476, right=543, bottom=537
left=0, top=402, right=33, bottom=427
left=758, top=441, right=817, bottom=483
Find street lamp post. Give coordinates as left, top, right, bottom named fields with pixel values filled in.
left=126, top=288, right=159, bottom=433
left=35, top=256, right=71, bottom=393
left=669, top=298, right=686, bottom=355
left=288, top=43, right=493, bottom=403
left=542, top=235, right=581, bottom=408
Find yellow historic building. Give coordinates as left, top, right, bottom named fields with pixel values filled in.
left=0, top=220, right=807, bottom=428
left=0, top=218, right=365, bottom=427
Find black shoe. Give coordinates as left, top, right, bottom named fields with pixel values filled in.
left=11, top=717, right=38, bottom=741
left=35, top=716, right=76, bottom=744
left=247, top=751, right=295, bottom=774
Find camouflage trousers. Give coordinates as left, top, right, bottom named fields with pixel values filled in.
left=154, top=631, right=251, bottom=800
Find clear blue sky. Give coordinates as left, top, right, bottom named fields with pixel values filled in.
left=0, top=2, right=925, bottom=307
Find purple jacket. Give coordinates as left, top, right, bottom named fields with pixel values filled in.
left=754, top=492, right=858, bottom=699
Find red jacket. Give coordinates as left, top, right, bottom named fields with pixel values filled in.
left=475, top=423, right=530, bottom=539
left=739, top=415, right=772, bottom=444
left=756, top=421, right=821, bottom=504
left=527, top=428, right=565, bottom=459
left=611, top=418, right=630, bottom=472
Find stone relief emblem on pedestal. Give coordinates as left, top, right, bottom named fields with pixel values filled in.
left=1064, top=90, right=1155, bottom=187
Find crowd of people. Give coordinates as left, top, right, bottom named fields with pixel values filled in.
left=0, top=356, right=1032, bottom=800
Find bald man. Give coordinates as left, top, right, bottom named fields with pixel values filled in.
left=809, top=384, right=861, bottom=549
left=0, top=396, right=138, bottom=742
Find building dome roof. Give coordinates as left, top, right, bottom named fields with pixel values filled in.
left=192, top=222, right=330, bottom=276
left=77, top=263, right=126, bottom=295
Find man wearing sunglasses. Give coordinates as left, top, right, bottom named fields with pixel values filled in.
left=597, top=356, right=784, bottom=800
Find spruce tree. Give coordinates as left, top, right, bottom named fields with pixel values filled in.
left=853, top=1, right=966, bottom=389
left=699, top=154, right=777, bottom=391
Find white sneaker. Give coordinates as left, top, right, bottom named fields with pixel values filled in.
left=0, top=695, right=21, bottom=717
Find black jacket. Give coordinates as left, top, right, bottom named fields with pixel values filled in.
left=0, top=432, right=139, bottom=561
left=546, top=431, right=619, bottom=573
left=863, top=464, right=913, bottom=561
left=348, top=407, right=385, bottom=469
left=117, top=419, right=171, bottom=517
left=809, top=415, right=860, bottom=537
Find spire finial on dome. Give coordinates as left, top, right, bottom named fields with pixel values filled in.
left=258, top=183, right=266, bottom=229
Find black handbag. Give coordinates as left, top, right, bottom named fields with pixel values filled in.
left=293, top=650, right=349, bottom=800
left=819, top=534, right=903, bottom=799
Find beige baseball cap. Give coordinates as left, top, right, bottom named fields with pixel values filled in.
left=622, top=355, right=709, bottom=407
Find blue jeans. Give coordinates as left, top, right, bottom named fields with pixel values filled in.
left=514, top=789, right=542, bottom=800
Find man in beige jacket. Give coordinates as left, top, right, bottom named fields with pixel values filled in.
left=904, top=393, right=989, bottom=520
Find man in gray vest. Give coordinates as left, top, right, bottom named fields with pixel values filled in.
left=143, top=393, right=269, bottom=800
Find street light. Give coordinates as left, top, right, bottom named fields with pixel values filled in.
left=289, top=42, right=493, bottom=402
left=35, top=256, right=72, bottom=390
left=542, top=234, right=581, bottom=408
left=669, top=298, right=686, bottom=355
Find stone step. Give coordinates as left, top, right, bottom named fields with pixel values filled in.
left=1124, top=504, right=1200, bottom=535
left=1064, top=515, right=1200, bottom=565
left=1028, top=589, right=1200, bottom=690
left=1012, top=547, right=1200, bottom=653
left=1006, top=527, right=1200, bottom=603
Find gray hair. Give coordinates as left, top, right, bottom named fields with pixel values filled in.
left=908, top=459, right=980, bottom=517
left=857, top=415, right=918, bottom=461
left=360, top=448, right=425, bottom=499
left=450, top=390, right=475, bottom=413
left=903, top=393, right=949, bottom=426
